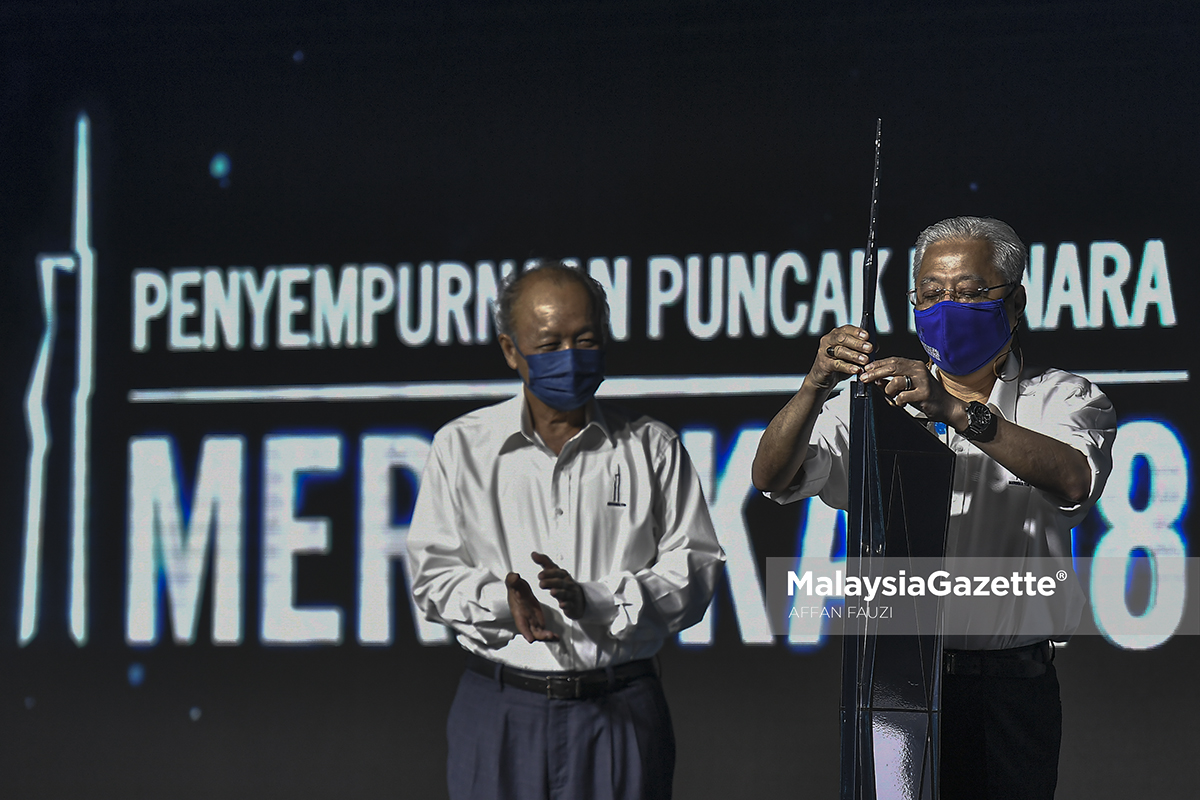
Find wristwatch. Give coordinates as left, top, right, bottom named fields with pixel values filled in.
left=961, top=401, right=998, bottom=442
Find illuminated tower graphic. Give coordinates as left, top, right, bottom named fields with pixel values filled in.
left=20, top=112, right=96, bottom=645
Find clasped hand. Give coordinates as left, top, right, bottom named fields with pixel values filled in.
left=814, top=325, right=963, bottom=428
left=505, top=551, right=587, bottom=644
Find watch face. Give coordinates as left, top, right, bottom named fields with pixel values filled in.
left=965, top=402, right=994, bottom=440
left=969, top=402, right=987, bottom=427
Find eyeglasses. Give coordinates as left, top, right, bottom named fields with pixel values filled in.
left=907, top=281, right=1015, bottom=308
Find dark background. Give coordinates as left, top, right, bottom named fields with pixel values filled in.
left=1, top=2, right=1196, bottom=797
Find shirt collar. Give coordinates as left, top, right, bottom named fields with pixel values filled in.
left=987, top=352, right=1021, bottom=420
left=502, top=391, right=614, bottom=454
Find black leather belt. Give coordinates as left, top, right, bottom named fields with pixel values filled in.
left=465, top=652, right=656, bottom=700
left=943, top=640, right=1054, bottom=678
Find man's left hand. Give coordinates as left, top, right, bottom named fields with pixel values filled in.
left=861, top=357, right=968, bottom=430
left=532, top=552, right=587, bottom=620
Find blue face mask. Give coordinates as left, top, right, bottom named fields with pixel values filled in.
left=521, top=348, right=606, bottom=410
left=914, top=298, right=1014, bottom=376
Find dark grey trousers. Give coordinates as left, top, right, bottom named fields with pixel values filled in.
left=447, top=668, right=675, bottom=800
left=941, top=662, right=1063, bottom=800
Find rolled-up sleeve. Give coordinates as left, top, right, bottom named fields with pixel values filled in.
left=406, top=432, right=515, bottom=648
left=764, top=389, right=852, bottom=509
left=1026, top=374, right=1117, bottom=517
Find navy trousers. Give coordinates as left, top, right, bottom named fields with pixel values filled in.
left=940, top=663, right=1063, bottom=800
left=447, top=668, right=675, bottom=800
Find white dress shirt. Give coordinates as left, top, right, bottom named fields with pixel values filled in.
left=768, top=355, right=1117, bottom=649
left=407, top=393, right=725, bottom=672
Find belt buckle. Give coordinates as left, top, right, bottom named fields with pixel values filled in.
left=547, top=674, right=582, bottom=700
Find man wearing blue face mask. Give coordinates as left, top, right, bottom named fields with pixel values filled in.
left=408, top=261, right=724, bottom=800
left=753, top=217, right=1116, bottom=799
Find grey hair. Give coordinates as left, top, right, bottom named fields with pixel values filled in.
left=494, top=260, right=611, bottom=346
left=912, top=216, right=1026, bottom=285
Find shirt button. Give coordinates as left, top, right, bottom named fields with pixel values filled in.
left=555, top=508, right=564, bottom=517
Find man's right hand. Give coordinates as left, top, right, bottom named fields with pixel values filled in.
left=810, top=325, right=872, bottom=389
left=506, top=572, right=558, bottom=643
left=752, top=325, right=873, bottom=493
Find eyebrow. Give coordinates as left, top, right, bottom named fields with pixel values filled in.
left=532, top=323, right=597, bottom=339
left=919, top=272, right=990, bottom=285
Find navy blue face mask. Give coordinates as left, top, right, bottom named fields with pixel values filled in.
left=914, top=298, right=1015, bottom=376
left=521, top=348, right=606, bottom=410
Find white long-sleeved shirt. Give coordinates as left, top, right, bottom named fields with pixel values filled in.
left=407, top=393, right=725, bottom=672
left=768, top=355, right=1116, bottom=649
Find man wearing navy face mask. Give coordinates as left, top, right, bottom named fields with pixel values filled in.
left=408, top=261, right=724, bottom=800
left=753, top=217, right=1116, bottom=799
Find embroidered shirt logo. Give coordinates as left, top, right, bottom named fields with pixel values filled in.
left=608, top=465, right=627, bottom=507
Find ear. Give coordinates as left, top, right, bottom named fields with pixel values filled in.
left=499, top=334, right=520, bottom=371
left=1012, top=284, right=1027, bottom=317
